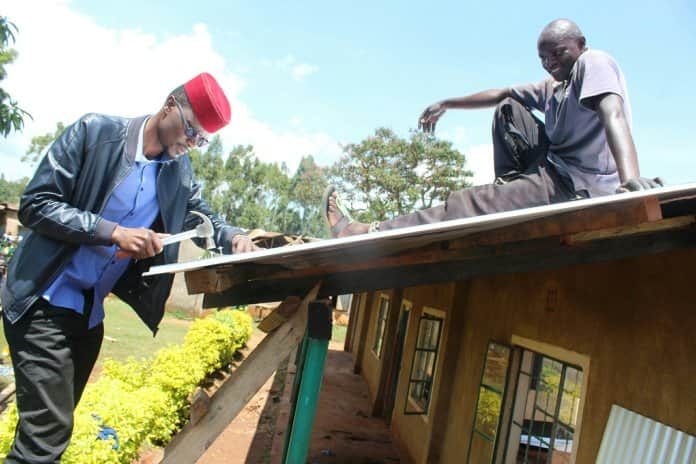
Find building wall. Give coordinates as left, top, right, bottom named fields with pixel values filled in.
left=350, top=247, right=696, bottom=463
left=0, top=208, right=21, bottom=236
left=350, top=292, right=369, bottom=366
left=360, top=290, right=396, bottom=402
left=436, top=248, right=696, bottom=464
left=357, top=283, right=457, bottom=464
left=165, top=240, right=205, bottom=315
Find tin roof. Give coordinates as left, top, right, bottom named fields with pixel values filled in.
left=145, top=183, right=696, bottom=306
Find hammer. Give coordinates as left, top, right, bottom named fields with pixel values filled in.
left=161, top=211, right=215, bottom=250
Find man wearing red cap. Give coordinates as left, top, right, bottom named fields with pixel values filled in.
left=1, top=72, right=258, bottom=463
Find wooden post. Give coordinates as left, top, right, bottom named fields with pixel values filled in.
left=159, top=282, right=321, bottom=464
left=353, top=292, right=375, bottom=375
left=372, top=288, right=403, bottom=417
left=344, top=293, right=361, bottom=352
left=425, top=281, right=471, bottom=462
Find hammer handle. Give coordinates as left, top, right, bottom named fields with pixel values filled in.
left=161, top=229, right=199, bottom=246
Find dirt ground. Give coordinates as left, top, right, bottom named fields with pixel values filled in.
left=140, top=334, right=400, bottom=464
left=269, top=341, right=401, bottom=464
left=195, top=329, right=285, bottom=464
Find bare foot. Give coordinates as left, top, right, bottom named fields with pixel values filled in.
left=327, top=192, right=370, bottom=237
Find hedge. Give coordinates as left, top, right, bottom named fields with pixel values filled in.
left=0, top=309, right=253, bottom=463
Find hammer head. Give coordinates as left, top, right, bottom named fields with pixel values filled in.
left=190, top=211, right=215, bottom=250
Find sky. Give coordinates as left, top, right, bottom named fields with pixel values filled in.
left=1, top=0, right=695, bottom=187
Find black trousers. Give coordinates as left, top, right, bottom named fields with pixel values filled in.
left=3, top=298, right=104, bottom=463
left=381, top=98, right=579, bottom=230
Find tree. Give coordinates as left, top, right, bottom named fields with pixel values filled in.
left=0, top=16, right=31, bottom=137
left=329, top=127, right=472, bottom=223
left=0, top=174, right=28, bottom=204
left=189, top=143, right=329, bottom=237
left=288, top=155, right=329, bottom=237
left=23, top=121, right=66, bottom=165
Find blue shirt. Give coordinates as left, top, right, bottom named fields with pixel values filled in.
left=43, top=120, right=168, bottom=328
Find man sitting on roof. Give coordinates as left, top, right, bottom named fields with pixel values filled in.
left=324, top=18, right=662, bottom=237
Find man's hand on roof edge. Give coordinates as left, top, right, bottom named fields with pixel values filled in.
left=616, top=176, right=664, bottom=193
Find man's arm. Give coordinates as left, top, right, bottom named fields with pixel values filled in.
left=419, top=88, right=512, bottom=133
left=21, top=115, right=170, bottom=259
left=593, top=93, right=663, bottom=192
left=19, top=115, right=121, bottom=246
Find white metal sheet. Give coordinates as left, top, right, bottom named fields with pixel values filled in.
left=597, top=404, right=696, bottom=464
left=144, top=183, right=696, bottom=277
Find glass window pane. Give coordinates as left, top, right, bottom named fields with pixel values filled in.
left=427, top=320, right=441, bottom=349
left=474, top=387, right=503, bottom=439
left=482, top=343, right=510, bottom=392
left=372, top=297, right=389, bottom=356
left=559, top=371, right=581, bottom=427
left=505, top=349, right=584, bottom=464
left=405, top=315, right=443, bottom=416
left=411, top=351, right=427, bottom=380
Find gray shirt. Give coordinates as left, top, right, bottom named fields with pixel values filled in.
left=511, top=49, right=631, bottom=197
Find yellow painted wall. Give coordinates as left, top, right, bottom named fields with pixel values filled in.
left=435, top=248, right=696, bottom=464
left=387, top=283, right=456, bottom=464
left=361, top=290, right=395, bottom=402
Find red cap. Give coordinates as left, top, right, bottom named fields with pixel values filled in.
left=183, top=72, right=231, bottom=133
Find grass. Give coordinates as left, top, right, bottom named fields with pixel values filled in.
left=332, top=324, right=347, bottom=343
left=0, top=298, right=348, bottom=376
left=97, top=297, right=192, bottom=370
left=0, top=297, right=193, bottom=376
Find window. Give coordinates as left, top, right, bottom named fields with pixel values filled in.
left=466, top=337, right=588, bottom=464
left=504, top=349, right=584, bottom=464
left=467, top=342, right=512, bottom=463
left=371, top=295, right=390, bottom=357
left=405, top=311, right=443, bottom=415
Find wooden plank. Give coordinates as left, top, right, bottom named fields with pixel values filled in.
left=160, top=282, right=321, bottom=464
left=449, top=196, right=661, bottom=249
left=566, top=216, right=694, bottom=244
left=149, top=186, right=696, bottom=283
left=257, top=296, right=302, bottom=332
left=186, top=196, right=667, bottom=296
left=202, top=224, right=696, bottom=307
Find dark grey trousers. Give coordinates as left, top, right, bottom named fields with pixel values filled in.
left=381, top=98, right=579, bottom=230
left=3, top=298, right=103, bottom=464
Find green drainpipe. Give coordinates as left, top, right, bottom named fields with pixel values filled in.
left=282, top=300, right=333, bottom=464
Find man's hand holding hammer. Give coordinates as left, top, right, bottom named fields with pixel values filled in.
left=112, top=225, right=168, bottom=259
left=112, top=214, right=261, bottom=259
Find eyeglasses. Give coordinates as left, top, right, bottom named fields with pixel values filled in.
left=172, top=96, right=209, bottom=148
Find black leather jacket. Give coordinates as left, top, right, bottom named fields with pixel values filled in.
left=1, top=114, right=244, bottom=333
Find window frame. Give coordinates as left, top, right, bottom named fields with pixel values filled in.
left=502, top=336, right=590, bottom=464
left=371, top=294, right=390, bottom=358
left=404, top=307, right=445, bottom=416
left=466, top=340, right=513, bottom=463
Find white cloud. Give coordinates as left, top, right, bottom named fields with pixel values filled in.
left=291, top=63, right=319, bottom=81
left=0, top=0, right=337, bottom=180
left=463, top=144, right=495, bottom=185
left=440, top=126, right=494, bottom=185
left=275, top=54, right=319, bottom=81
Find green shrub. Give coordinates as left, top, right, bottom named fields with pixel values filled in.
left=0, top=309, right=253, bottom=463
